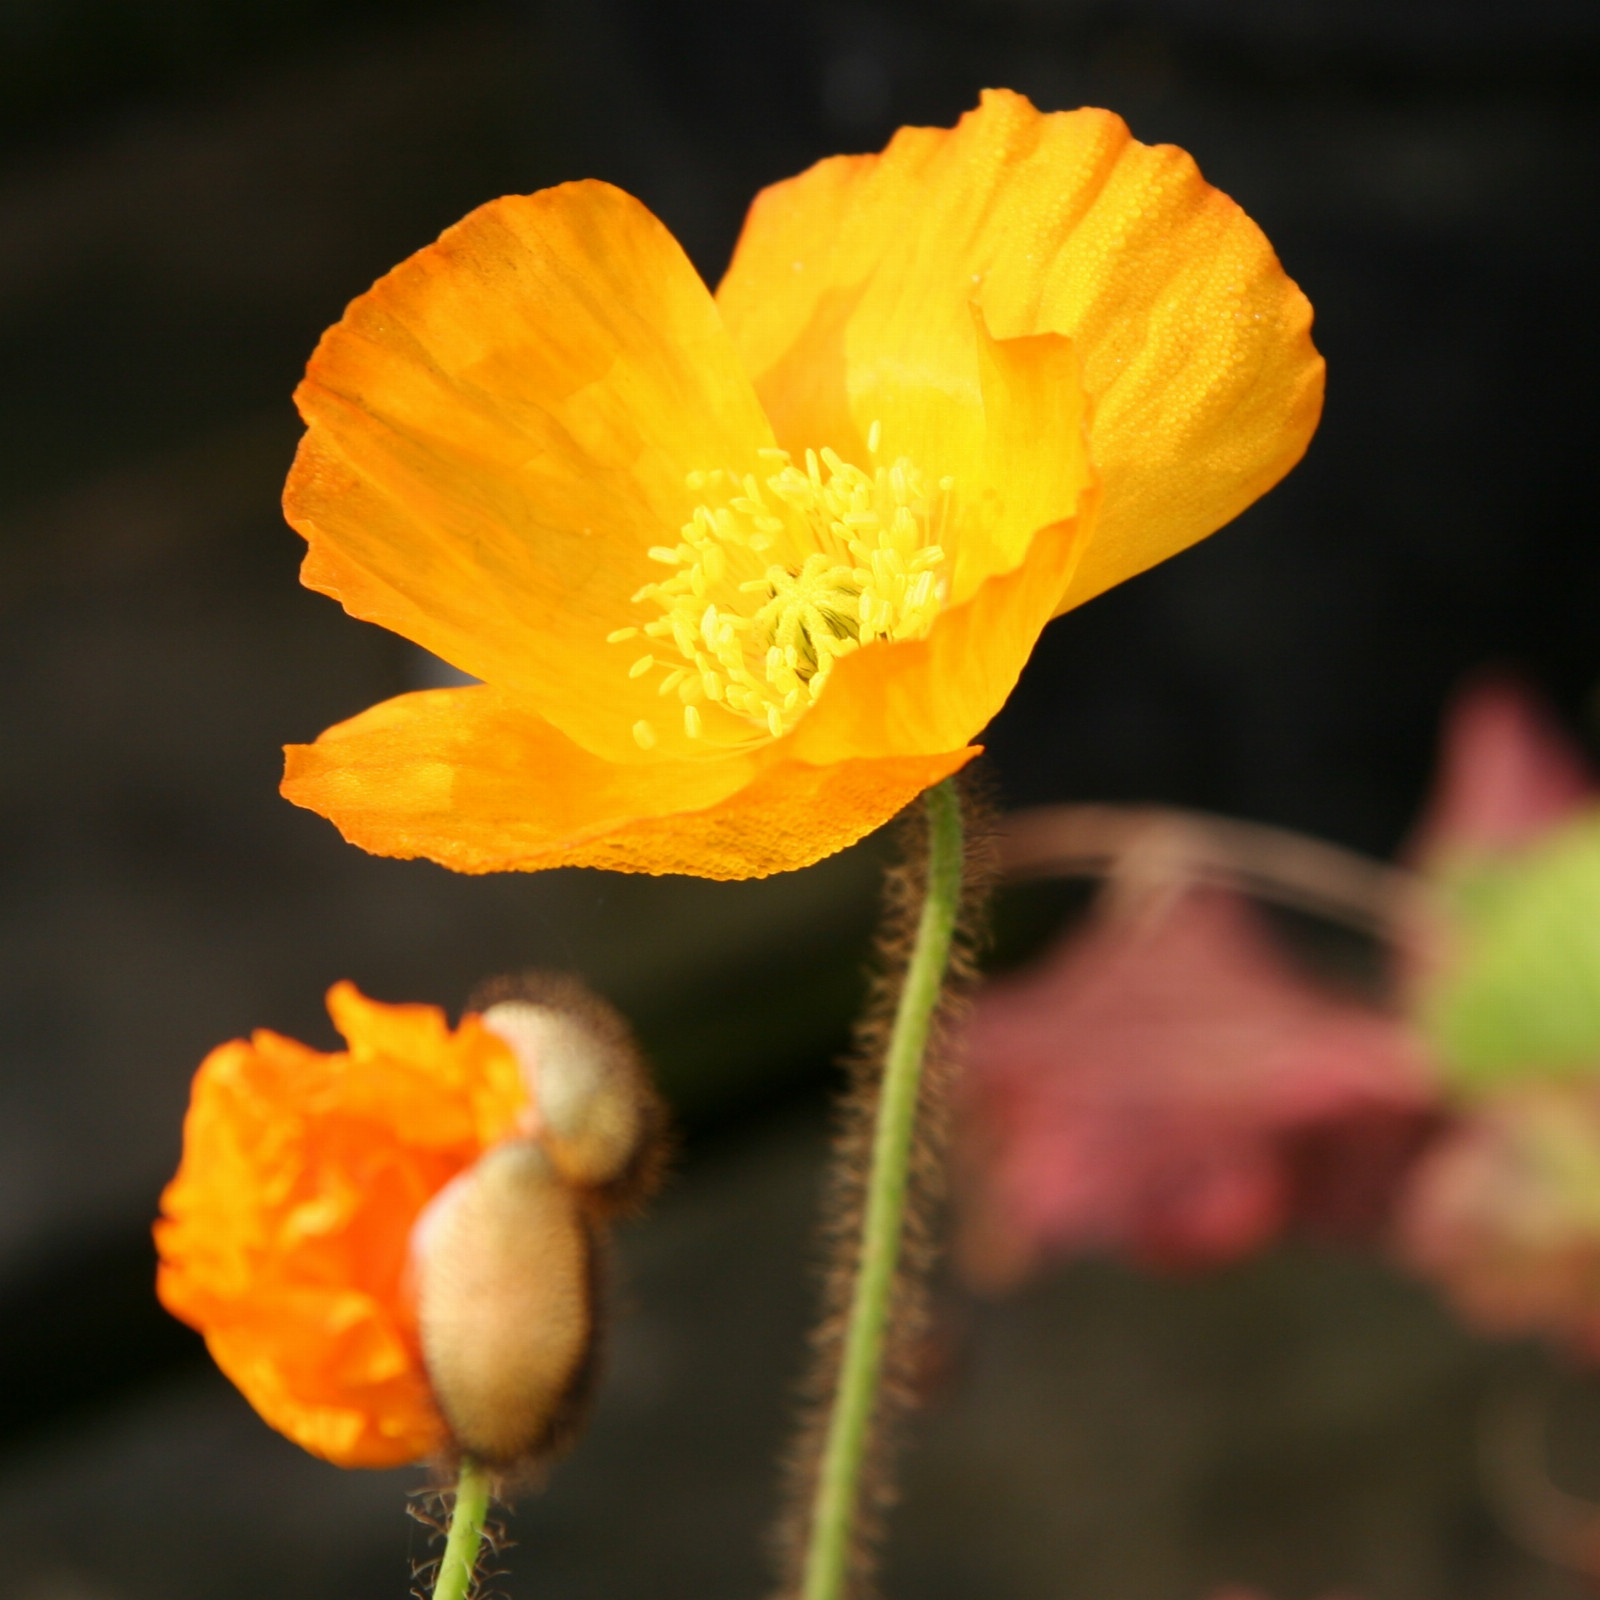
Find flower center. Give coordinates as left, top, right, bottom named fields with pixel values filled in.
left=611, top=427, right=951, bottom=748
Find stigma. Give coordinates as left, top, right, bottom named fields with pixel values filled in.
left=616, top=429, right=952, bottom=744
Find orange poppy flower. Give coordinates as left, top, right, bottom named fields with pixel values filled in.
left=281, top=89, right=1323, bottom=880
left=154, top=982, right=529, bottom=1468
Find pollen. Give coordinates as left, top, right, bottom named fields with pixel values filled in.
left=615, top=434, right=951, bottom=740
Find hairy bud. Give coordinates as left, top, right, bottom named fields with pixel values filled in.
left=476, top=973, right=668, bottom=1212
left=412, top=1138, right=596, bottom=1468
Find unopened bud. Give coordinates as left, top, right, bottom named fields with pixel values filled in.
left=476, top=974, right=667, bottom=1212
left=412, top=1139, right=595, bottom=1468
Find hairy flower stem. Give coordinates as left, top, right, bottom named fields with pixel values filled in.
left=798, top=778, right=966, bottom=1600
left=433, top=1457, right=491, bottom=1600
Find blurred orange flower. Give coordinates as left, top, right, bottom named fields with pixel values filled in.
left=155, top=983, right=528, bottom=1468
left=280, top=90, right=1322, bottom=880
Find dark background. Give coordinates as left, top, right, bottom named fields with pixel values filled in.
left=2, top=2, right=1598, bottom=1597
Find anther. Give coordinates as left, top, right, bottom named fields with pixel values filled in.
left=621, top=444, right=952, bottom=742
left=628, top=655, right=654, bottom=679
left=632, top=720, right=656, bottom=749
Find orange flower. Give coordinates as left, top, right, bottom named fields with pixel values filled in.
left=281, top=90, right=1322, bottom=880
left=154, top=983, right=528, bottom=1468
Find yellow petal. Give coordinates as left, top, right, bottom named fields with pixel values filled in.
left=778, top=319, right=1095, bottom=762
left=959, top=312, right=1093, bottom=602
left=788, top=492, right=1090, bottom=766
left=799, top=307, right=1092, bottom=610
left=282, top=686, right=974, bottom=879
left=716, top=89, right=1323, bottom=614
left=286, top=180, right=777, bottom=764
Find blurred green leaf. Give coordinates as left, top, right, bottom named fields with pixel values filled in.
left=1425, top=808, right=1600, bottom=1091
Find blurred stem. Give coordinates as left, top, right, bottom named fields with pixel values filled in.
left=433, top=1456, right=491, bottom=1600
left=999, top=803, right=1421, bottom=943
left=800, top=778, right=965, bottom=1600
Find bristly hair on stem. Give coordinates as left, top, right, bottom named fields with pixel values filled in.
left=772, top=767, right=997, bottom=1600
left=408, top=1471, right=511, bottom=1600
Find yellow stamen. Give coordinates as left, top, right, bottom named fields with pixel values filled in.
left=623, top=446, right=951, bottom=740
left=631, top=720, right=656, bottom=750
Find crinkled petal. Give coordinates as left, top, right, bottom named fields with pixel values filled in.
left=717, top=89, right=1323, bottom=614
left=154, top=990, right=530, bottom=1468
left=282, top=686, right=975, bottom=879
left=200, top=1307, right=447, bottom=1469
left=325, top=994, right=527, bottom=1152
left=286, top=179, right=777, bottom=764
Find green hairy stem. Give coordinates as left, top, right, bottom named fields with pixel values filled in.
left=799, top=777, right=966, bottom=1600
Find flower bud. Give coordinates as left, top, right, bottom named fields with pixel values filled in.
left=412, top=1138, right=596, bottom=1468
left=475, top=973, right=667, bottom=1212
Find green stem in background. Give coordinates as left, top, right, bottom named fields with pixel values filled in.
left=800, top=778, right=965, bottom=1600
left=433, top=1456, right=491, bottom=1600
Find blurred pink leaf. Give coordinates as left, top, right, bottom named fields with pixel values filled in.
left=954, top=888, right=1438, bottom=1287
left=1406, top=675, right=1594, bottom=868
